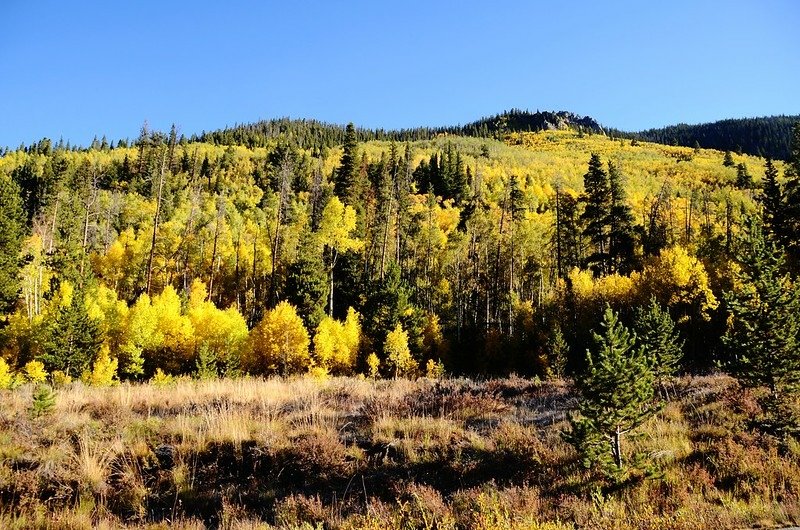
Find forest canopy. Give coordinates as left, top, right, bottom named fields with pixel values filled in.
left=1, top=115, right=799, bottom=385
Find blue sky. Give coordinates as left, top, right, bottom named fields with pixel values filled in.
left=1, top=1, right=798, bottom=147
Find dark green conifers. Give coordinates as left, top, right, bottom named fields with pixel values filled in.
left=39, top=289, right=103, bottom=378
left=723, top=220, right=800, bottom=399
left=0, top=176, right=25, bottom=321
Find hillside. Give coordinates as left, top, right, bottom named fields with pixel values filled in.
left=2, top=116, right=800, bottom=528
left=189, top=110, right=796, bottom=162
left=194, top=110, right=605, bottom=151
left=634, top=114, right=799, bottom=161
left=0, top=126, right=789, bottom=382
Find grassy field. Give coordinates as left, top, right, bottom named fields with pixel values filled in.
left=1, top=375, right=799, bottom=529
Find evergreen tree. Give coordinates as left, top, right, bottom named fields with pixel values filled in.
left=11, top=158, right=50, bottom=225
left=565, top=306, right=657, bottom=473
left=580, top=154, right=611, bottom=275
left=782, top=122, right=800, bottom=263
left=760, top=158, right=784, bottom=241
left=607, top=161, right=637, bottom=274
left=0, top=176, right=26, bottom=320
left=635, top=298, right=683, bottom=397
left=286, top=229, right=329, bottom=330
left=30, top=385, right=56, bottom=418
left=787, top=121, right=800, bottom=179
left=194, top=344, right=218, bottom=380
left=335, top=123, right=360, bottom=205
left=723, top=220, right=800, bottom=400
left=735, top=163, right=754, bottom=189
left=722, top=150, right=735, bottom=167
left=452, top=151, right=468, bottom=203
left=548, top=324, right=569, bottom=379
left=363, top=263, right=420, bottom=353
left=40, top=290, right=103, bottom=378
left=553, top=188, right=581, bottom=279
left=508, top=175, right=525, bottom=222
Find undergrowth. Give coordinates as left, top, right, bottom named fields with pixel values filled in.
left=0, top=374, right=798, bottom=529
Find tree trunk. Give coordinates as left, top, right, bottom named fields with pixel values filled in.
left=146, top=148, right=167, bottom=296
left=208, top=198, right=223, bottom=302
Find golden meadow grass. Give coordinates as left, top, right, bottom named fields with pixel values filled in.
left=1, top=374, right=799, bottom=529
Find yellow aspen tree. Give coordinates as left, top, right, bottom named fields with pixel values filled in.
left=247, top=301, right=310, bottom=376
left=187, top=279, right=248, bottom=370
left=366, top=352, right=380, bottom=379
left=341, top=307, right=361, bottom=369
left=121, top=293, right=157, bottom=377
left=82, top=346, right=119, bottom=386
left=384, top=324, right=417, bottom=378
left=640, top=246, right=718, bottom=322
left=0, top=358, right=13, bottom=389
left=312, top=307, right=360, bottom=375
left=151, top=285, right=194, bottom=372
left=317, top=197, right=363, bottom=315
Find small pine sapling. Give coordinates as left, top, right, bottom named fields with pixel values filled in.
left=564, top=306, right=658, bottom=477
left=30, top=384, right=57, bottom=418
left=635, top=298, right=683, bottom=399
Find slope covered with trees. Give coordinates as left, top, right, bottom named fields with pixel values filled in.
left=634, top=115, right=799, bottom=160
left=192, top=109, right=605, bottom=151
left=1, top=117, right=799, bottom=386
left=4, top=115, right=800, bottom=528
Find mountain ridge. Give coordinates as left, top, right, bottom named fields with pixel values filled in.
left=7, top=110, right=797, bottom=162
left=194, top=109, right=797, bottom=160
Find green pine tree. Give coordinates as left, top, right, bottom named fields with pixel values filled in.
left=565, top=305, right=657, bottom=473
left=194, top=344, right=218, bottom=380
left=782, top=122, right=800, bottom=264
left=607, top=161, right=637, bottom=274
left=553, top=187, right=581, bottom=279
left=286, top=229, right=330, bottom=330
left=723, top=219, right=800, bottom=401
left=760, top=158, right=784, bottom=241
left=0, top=175, right=26, bottom=321
left=635, top=298, right=683, bottom=398
left=548, top=325, right=570, bottom=379
left=722, top=150, right=735, bottom=167
left=39, top=289, right=103, bottom=378
left=735, top=163, right=754, bottom=189
left=30, top=384, right=57, bottom=418
left=580, top=154, right=611, bottom=275
left=335, top=123, right=360, bottom=205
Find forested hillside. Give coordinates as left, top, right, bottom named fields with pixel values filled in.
left=193, top=109, right=604, bottom=151
left=187, top=110, right=795, bottom=162
left=634, top=114, right=799, bottom=160
left=2, top=117, right=800, bottom=386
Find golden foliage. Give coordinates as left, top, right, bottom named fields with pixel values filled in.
left=312, top=307, right=361, bottom=375
left=82, top=347, right=119, bottom=387
left=366, top=352, right=380, bottom=378
left=21, top=360, right=48, bottom=384
left=640, top=246, right=718, bottom=321
left=318, top=196, right=363, bottom=253
left=187, top=279, right=248, bottom=366
left=0, top=357, right=12, bottom=389
left=385, top=324, right=418, bottom=378
left=247, top=301, right=311, bottom=375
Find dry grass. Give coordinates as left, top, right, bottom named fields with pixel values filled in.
left=0, top=374, right=799, bottom=529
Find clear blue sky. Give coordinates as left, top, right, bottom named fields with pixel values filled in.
left=1, top=1, right=798, bottom=147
